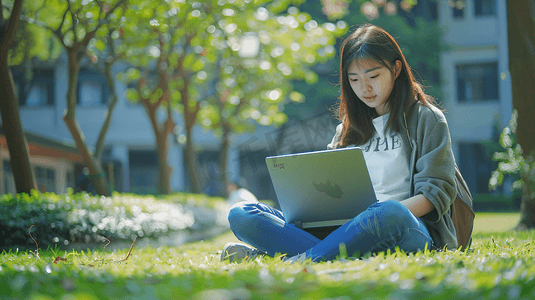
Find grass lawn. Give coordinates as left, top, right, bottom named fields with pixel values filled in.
left=1, top=212, right=534, bottom=299
left=472, top=212, right=521, bottom=233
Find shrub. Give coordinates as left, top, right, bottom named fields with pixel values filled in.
left=0, top=190, right=70, bottom=251
left=0, top=190, right=229, bottom=251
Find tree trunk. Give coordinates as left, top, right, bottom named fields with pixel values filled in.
left=94, top=61, right=119, bottom=164
left=517, top=178, right=535, bottom=230
left=63, top=50, right=110, bottom=196
left=182, top=79, right=201, bottom=194
left=140, top=90, right=173, bottom=195
left=0, top=58, right=37, bottom=193
left=219, top=124, right=231, bottom=197
left=506, top=0, right=535, bottom=229
left=184, top=122, right=201, bottom=193
left=0, top=0, right=37, bottom=194
left=154, top=128, right=171, bottom=194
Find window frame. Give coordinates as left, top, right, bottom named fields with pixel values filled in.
left=455, top=61, right=499, bottom=103
left=451, top=0, right=465, bottom=19
left=12, top=68, right=55, bottom=108
left=474, top=0, right=497, bottom=17
left=34, top=165, right=56, bottom=193
left=77, top=68, right=110, bottom=107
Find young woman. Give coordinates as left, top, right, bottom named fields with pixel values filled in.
left=221, top=24, right=458, bottom=263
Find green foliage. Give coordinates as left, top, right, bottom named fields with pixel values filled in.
left=291, top=0, right=444, bottom=120
left=0, top=192, right=70, bottom=252
left=199, top=3, right=346, bottom=137
left=6, top=1, right=63, bottom=66
left=0, top=191, right=230, bottom=251
left=0, top=216, right=534, bottom=299
left=114, top=0, right=346, bottom=139
left=490, top=110, right=535, bottom=192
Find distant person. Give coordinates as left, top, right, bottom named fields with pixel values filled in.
left=221, top=24, right=470, bottom=263
left=226, top=181, right=258, bottom=206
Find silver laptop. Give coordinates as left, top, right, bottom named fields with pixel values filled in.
left=265, top=147, right=377, bottom=229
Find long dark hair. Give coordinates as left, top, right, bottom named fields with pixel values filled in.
left=335, top=24, right=436, bottom=147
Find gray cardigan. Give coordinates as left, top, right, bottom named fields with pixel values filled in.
left=327, top=102, right=458, bottom=249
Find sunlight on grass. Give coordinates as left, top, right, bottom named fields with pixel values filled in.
left=1, top=213, right=534, bottom=299
left=473, top=212, right=520, bottom=233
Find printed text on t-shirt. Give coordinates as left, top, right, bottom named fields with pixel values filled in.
left=363, top=133, right=402, bottom=152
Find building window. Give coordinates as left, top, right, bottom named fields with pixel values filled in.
left=450, top=0, right=465, bottom=19
left=474, top=0, right=496, bottom=16
left=77, top=68, right=109, bottom=106
left=12, top=68, right=55, bottom=107
left=458, top=142, right=497, bottom=195
left=456, top=62, right=499, bottom=102
left=66, top=170, right=75, bottom=191
left=34, top=166, right=56, bottom=193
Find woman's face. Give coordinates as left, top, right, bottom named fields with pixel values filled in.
left=347, top=59, right=401, bottom=116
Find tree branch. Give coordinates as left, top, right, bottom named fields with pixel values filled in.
left=93, top=12, right=127, bottom=158
left=94, top=0, right=103, bottom=12
left=165, top=97, right=174, bottom=135
left=136, top=73, right=155, bottom=113
left=1, top=0, right=24, bottom=53
left=104, top=0, right=127, bottom=19
left=107, top=27, right=117, bottom=59
left=86, top=51, right=104, bottom=73
left=56, top=4, right=69, bottom=37
left=1, top=0, right=5, bottom=24
left=76, top=0, right=127, bottom=52
left=94, top=60, right=119, bottom=162
left=17, top=13, right=67, bottom=48
left=151, top=34, right=167, bottom=109
left=137, top=75, right=162, bottom=137
left=68, top=1, right=78, bottom=44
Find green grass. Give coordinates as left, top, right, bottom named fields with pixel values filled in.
left=472, top=212, right=521, bottom=233
left=1, top=213, right=534, bottom=299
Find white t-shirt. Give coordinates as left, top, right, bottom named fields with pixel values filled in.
left=227, top=188, right=259, bottom=206
left=360, top=113, right=411, bottom=202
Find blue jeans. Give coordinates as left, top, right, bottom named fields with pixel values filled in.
left=228, top=200, right=433, bottom=262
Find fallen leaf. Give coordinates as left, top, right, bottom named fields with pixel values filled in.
left=53, top=256, right=68, bottom=264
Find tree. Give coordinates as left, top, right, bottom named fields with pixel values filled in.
left=84, top=9, right=128, bottom=169
left=0, top=0, right=37, bottom=194
left=121, top=0, right=340, bottom=194
left=197, top=2, right=345, bottom=195
left=27, top=0, right=128, bottom=196
left=505, top=0, right=535, bottom=229
left=120, top=0, right=222, bottom=194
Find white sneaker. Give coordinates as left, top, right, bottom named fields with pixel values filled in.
left=283, top=252, right=307, bottom=264
left=220, top=243, right=263, bottom=262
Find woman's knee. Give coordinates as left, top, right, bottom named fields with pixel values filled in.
left=371, top=200, right=419, bottom=229
left=227, top=202, right=250, bottom=225
left=228, top=201, right=274, bottom=229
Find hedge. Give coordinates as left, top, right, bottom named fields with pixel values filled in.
left=0, top=190, right=229, bottom=251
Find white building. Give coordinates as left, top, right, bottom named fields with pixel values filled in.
left=438, top=0, right=513, bottom=196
